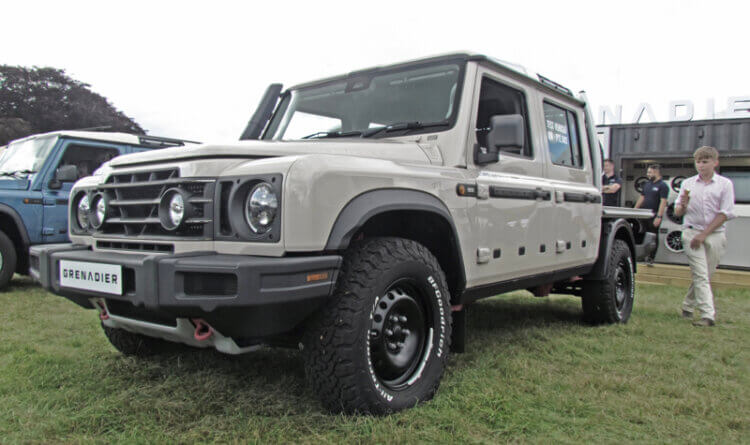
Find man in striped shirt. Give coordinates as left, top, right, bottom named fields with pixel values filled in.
left=674, top=146, right=736, bottom=327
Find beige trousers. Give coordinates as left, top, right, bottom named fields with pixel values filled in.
left=681, top=228, right=727, bottom=320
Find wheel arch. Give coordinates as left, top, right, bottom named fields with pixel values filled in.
left=0, top=203, right=31, bottom=273
left=584, top=218, right=636, bottom=280
left=325, top=188, right=466, bottom=302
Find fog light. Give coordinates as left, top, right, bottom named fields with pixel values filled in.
left=90, top=194, right=108, bottom=229
left=159, top=188, right=189, bottom=230
left=77, top=194, right=90, bottom=231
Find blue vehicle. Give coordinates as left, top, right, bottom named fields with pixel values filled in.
left=0, top=131, right=195, bottom=289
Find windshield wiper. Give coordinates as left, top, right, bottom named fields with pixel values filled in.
left=361, top=120, right=450, bottom=138
left=301, top=130, right=363, bottom=140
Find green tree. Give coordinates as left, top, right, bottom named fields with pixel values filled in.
left=0, top=66, right=144, bottom=145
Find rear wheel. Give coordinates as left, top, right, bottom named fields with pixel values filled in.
left=0, top=230, right=17, bottom=291
left=302, top=237, right=452, bottom=414
left=582, top=239, right=634, bottom=324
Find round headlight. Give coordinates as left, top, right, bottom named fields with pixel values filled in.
left=76, top=194, right=90, bottom=231
left=158, top=188, right=188, bottom=231
left=90, top=194, right=108, bottom=229
left=169, top=193, right=185, bottom=228
left=245, top=183, right=278, bottom=234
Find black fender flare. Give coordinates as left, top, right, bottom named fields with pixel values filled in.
left=325, top=188, right=466, bottom=290
left=0, top=203, right=31, bottom=249
left=584, top=218, right=636, bottom=280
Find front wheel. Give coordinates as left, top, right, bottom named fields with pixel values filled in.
left=0, top=230, right=17, bottom=291
left=302, top=237, right=452, bottom=414
left=582, top=239, right=634, bottom=324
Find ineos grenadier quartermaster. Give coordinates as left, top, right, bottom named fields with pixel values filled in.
left=31, top=54, right=654, bottom=414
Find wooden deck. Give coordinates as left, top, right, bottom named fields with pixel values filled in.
left=636, top=263, right=750, bottom=289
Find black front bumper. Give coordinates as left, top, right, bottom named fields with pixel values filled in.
left=30, top=244, right=341, bottom=339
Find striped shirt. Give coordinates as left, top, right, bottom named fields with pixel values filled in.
left=675, top=173, right=736, bottom=232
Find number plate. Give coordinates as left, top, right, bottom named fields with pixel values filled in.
left=59, top=260, right=123, bottom=295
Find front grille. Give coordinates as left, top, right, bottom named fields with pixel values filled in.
left=96, top=241, right=174, bottom=253
left=94, top=168, right=215, bottom=239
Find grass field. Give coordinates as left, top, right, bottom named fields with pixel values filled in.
left=1, top=275, right=748, bottom=443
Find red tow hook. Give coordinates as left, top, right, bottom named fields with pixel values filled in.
left=96, top=300, right=110, bottom=321
left=191, top=318, right=213, bottom=341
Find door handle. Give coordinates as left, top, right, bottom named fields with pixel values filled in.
left=534, top=188, right=551, bottom=200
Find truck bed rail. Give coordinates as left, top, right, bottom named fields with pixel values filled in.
left=602, top=206, right=654, bottom=219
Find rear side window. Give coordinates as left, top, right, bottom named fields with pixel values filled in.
left=475, top=77, right=533, bottom=157
left=543, top=102, right=582, bottom=168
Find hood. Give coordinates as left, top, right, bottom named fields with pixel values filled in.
left=0, top=177, right=30, bottom=190
left=108, top=139, right=432, bottom=168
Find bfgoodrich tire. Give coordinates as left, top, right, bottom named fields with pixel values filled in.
left=102, top=325, right=182, bottom=357
left=0, top=230, right=17, bottom=291
left=302, top=237, right=452, bottom=414
left=582, top=239, right=634, bottom=324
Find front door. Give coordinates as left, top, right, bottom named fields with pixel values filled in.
left=41, top=141, right=121, bottom=243
left=466, top=72, right=557, bottom=287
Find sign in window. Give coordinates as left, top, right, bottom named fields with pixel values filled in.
left=544, top=102, right=582, bottom=168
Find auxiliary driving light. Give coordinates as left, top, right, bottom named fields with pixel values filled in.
left=159, top=188, right=188, bottom=230
left=90, top=194, right=108, bottom=229
left=76, top=194, right=90, bottom=231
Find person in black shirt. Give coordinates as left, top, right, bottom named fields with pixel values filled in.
left=634, top=163, right=669, bottom=264
left=601, top=159, right=622, bottom=206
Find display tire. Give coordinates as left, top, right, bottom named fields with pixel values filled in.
left=0, top=230, right=18, bottom=291
left=582, top=239, right=634, bottom=324
left=302, top=237, right=452, bottom=415
left=102, top=324, right=184, bottom=357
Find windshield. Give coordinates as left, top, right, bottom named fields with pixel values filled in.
left=0, top=136, right=58, bottom=175
left=264, top=61, right=464, bottom=140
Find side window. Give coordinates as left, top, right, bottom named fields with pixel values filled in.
left=475, top=77, right=533, bottom=157
left=543, top=102, right=582, bottom=168
left=57, top=145, right=120, bottom=181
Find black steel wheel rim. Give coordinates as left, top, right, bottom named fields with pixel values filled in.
left=615, top=259, right=630, bottom=311
left=369, top=279, right=430, bottom=390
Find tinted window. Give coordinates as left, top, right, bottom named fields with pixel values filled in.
left=544, top=102, right=582, bottom=168
left=57, top=145, right=120, bottom=180
left=475, top=77, right=532, bottom=157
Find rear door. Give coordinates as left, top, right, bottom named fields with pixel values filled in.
left=41, top=140, right=123, bottom=243
left=537, top=97, right=601, bottom=270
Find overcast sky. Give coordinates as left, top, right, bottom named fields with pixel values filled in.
left=3, top=0, right=748, bottom=142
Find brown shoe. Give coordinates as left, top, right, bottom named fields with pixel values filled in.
left=681, top=310, right=693, bottom=319
left=692, top=318, right=715, bottom=327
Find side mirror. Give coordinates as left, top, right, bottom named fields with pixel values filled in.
left=475, top=114, right=525, bottom=165
left=49, top=165, right=78, bottom=190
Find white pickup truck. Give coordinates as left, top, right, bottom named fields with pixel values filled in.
left=31, top=53, right=653, bottom=414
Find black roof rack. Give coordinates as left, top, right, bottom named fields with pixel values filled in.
left=66, top=126, right=200, bottom=147
left=536, top=74, right=573, bottom=97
